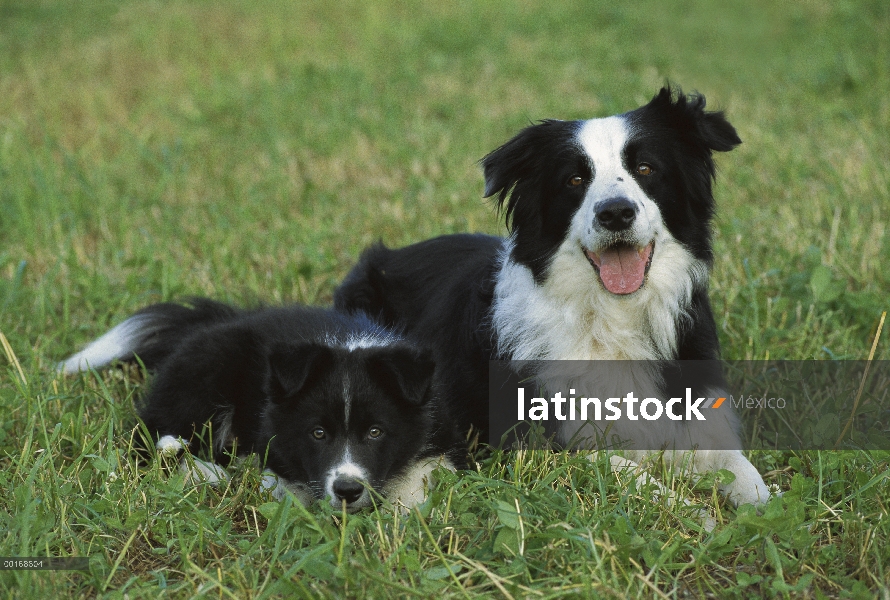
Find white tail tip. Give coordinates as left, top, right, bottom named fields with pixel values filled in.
left=57, top=315, right=152, bottom=374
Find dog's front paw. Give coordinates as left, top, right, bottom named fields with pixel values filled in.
left=261, top=470, right=314, bottom=505
left=181, top=457, right=229, bottom=484
left=720, top=459, right=777, bottom=507
left=156, top=435, right=188, bottom=456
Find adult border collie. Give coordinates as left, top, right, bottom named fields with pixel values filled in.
left=59, top=299, right=465, bottom=511
left=335, top=86, right=774, bottom=507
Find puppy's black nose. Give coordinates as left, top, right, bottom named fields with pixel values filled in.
left=332, top=477, right=365, bottom=504
left=595, top=198, right=637, bottom=231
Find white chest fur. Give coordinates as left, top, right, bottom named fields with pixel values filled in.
left=491, top=237, right=707, bottom=362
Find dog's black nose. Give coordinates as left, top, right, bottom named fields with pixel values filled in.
left=332, top=477, right=365, bottom=504
left=595, top=198, right=637, bottom=231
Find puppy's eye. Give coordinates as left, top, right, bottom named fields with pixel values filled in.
left=567, top=175, right=585, bottom=187
left=367, top=427, right=383, bottom=439
left=636, top=163, right=653, bottom=176
left=311, top=427, right=326, bottom=440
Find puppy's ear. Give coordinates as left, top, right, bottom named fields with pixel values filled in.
left=265, top=343, right=333, bottom=402
left=367, top=346, right=435, bottom=406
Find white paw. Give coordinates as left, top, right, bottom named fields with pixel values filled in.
left=721, top=478, right=776, bottom=506
left=382, top=456, right=454, bottom=512
left=687, top=450, right=778, bottom=507
left=261, top=470, right=314, bottom=505
left=261, top=470, right=287, bottom=500
left=181, top=458, right=229, bottom=484
left=156, top=435, right=187, bottom=456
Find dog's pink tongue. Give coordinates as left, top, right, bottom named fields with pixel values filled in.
left=588, top=244, right=652, bottom=295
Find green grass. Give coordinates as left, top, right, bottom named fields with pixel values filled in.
left=1, top=0, right=888, bottom=597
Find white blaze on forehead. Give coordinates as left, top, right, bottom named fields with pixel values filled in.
left=343, top=371, right=351, bottom=427
left=576, top=116, right=631, bottom=180
left=343, top=331, right=399, bottom=350
left=576, top=115, right=649, bottom=208
left=325, top=327, right=402, bottom=352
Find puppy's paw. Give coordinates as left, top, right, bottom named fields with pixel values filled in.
left=181, top=457, right=229, bottom=484
left=261, top=470, right=314, bottom=505
left=261, top=470, right=286, bottom=500
left=156, top=435, right=188, bottom=457
left=383, top=456, right=454, bottom=514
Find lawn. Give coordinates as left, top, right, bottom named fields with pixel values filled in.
left=1, top=0, right=888, bottom=597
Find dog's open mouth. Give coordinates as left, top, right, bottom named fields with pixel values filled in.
left=584, top=241, right=654, bottom=295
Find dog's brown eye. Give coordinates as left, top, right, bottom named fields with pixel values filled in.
left=568, top=175, right=584, bottom=187
left=636, top=163, right=653, bottom=176
left=367, top=427, right=383, bottom=439
left=311, top=427, right=326, bottom=440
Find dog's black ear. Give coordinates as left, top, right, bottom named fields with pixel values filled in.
left=266, top=343, right=333, bottom=402
left=692, top=101, right=741, bottom=153
left=366, top=346, right=435, bottom=406
left=481, top=119, right=575, bottom=230
left=481, top=128, right=531, bottom=204
left=649, top=85, right=742, bottom=153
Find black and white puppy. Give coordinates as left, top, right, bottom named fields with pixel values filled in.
left=59, top=299, right=466, bottom=510
left=335, top=87, right=774, bottom=507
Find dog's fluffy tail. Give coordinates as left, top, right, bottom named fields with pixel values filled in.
left=58, top=298, right=240, bottom=374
